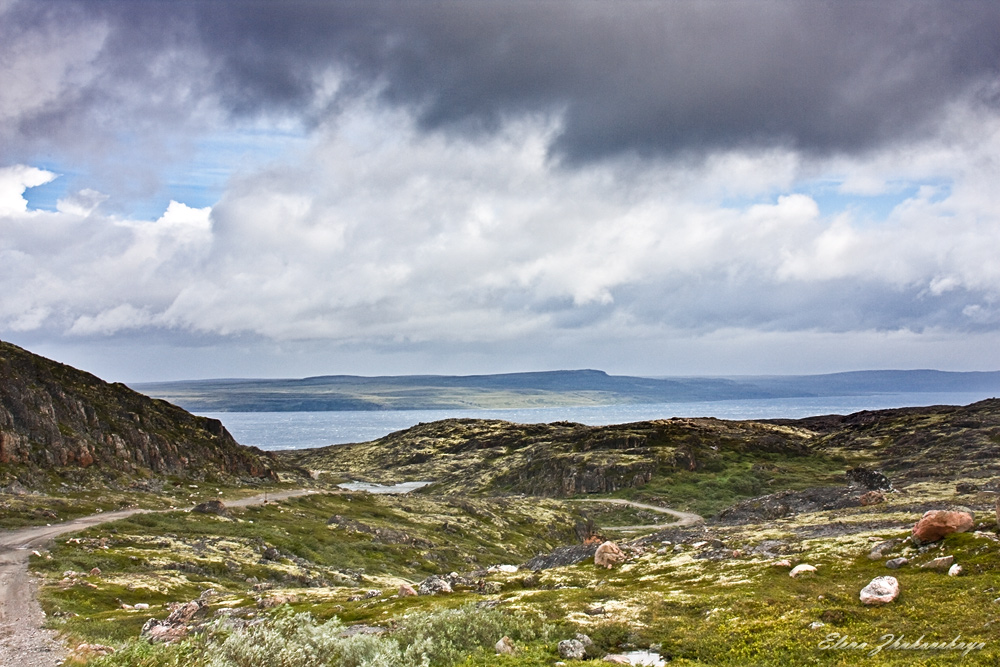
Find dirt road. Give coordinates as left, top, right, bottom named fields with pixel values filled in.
left=571, top=498, right=704, bottom=531
left=0, top=489, right=318, bottom=667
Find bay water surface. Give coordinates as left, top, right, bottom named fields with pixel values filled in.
left=199, top=390, right=995, bottom=451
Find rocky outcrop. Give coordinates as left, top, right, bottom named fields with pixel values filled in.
left=846, top=467, right=893, bottom=491
left=524, top=543, right=599, bottom=571
left=715, top=487, right=856, bottom=523
left=0, top=340, right=277, bottom=484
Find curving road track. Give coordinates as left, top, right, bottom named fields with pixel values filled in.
left=571, top=498, right=704, bottom=531
left=0, top=489, right=318, bottom=667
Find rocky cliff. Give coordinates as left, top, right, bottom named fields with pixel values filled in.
left=0, top=340, right=276, bottom=484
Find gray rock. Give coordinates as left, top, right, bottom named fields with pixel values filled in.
left=417, top=575, right=453, bottom=595
left=885, top=557, right=909, bottom=569
left=921, top=555, right=955, bottom=572
left=868, top=539, right=898, bottom=560
left=496, top=636, right=516, bottom=655
left=558, top=639, right=586, bottom=660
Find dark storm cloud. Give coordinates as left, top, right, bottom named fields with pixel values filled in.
left=7, top=1, right=1000, bottom=164
left=190, top=1, right=1000, bottom=158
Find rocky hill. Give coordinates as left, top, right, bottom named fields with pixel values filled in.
left=280, top=416, right=831, bottom=500
left=281, top=400, right=1000, bottom=516
left=768, top=399, right=1000, bottom=484
left=0, top=340, right=277, bottom=487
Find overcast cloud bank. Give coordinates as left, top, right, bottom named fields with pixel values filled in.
left=2, top=1, right=998, bottom=380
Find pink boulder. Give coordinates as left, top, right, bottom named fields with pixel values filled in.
left=912, top=510, right=973, bottom=544
left=594, top=541, right=626, bottom=569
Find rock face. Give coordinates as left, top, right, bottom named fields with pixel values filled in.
left=860, top=576, right=899, bottom=605
left=912, top=510, right=974, bottom=544
left=0, top=340, right=276, bottom=483
left=594, top=541, right=626, bottom=569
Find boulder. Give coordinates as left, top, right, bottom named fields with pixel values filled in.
left=921, top=555, right=954, bottom=572
left=398, top=583, right=418, bottom=597
left=558, top=639, right=586, bottom=660
left=912, top=510, right=973, bottom=544
left=885, top=557, right=909, bottom=569
left=417, top=575, right=453, bottom=595
left=846, top=467, right=893, bottom=491
left=495, top=636, right=516, bottom=655
left=594, top=541, right=626, bottom=569
left=140, top=601, right=206, bottom=646
left=89, top=567, right=102, bottom=577
left=193, top=499, right=230, bottom=517
left=166, top=600, right=205, bottom=625
left=868, top=539, right=897, bottom=560
left=859, top=491, right=885, bottom=506
left=789, top=564, right=817, bottom=578
left=860, top=576, right=899, bottom=605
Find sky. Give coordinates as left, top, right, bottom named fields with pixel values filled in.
left=2, top=0, right=1000, bottom=383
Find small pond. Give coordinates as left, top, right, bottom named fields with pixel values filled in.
left=337, top=481, right=432, bottom=494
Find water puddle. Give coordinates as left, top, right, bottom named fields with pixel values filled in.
left=337, top=481, right=432, bottom=494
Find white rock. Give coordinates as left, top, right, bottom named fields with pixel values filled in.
left=488, top=564, right=518, bottom=573
left=860, top=576, right=899, bottom=605
left=948, top=564, right=963, bottom=577
left=134, top=603, right=150, bottom=610
left=789, top=564, right=817, bottom=578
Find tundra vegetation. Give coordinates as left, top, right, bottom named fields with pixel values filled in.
left=6, top=342, right=1000, bottom=664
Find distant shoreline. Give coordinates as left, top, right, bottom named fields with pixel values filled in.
left=133, top=368, right=1000, bottom=414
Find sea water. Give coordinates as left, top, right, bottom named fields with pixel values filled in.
left=198, top=390, right=995, bottom=451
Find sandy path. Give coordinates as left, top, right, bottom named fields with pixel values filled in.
left=0, top=489, right=318, bottom=667
left=571, top=498, right=704, bottom=531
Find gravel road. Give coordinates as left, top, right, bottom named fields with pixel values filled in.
left=0, top=489, right=318, bottom=667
